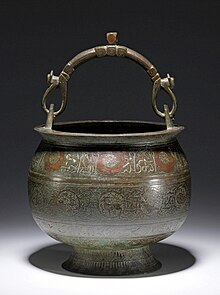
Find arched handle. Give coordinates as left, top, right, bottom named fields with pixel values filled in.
left=42, top=32, right=177, bottom=122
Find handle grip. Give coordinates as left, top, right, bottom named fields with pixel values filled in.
left=42, top=32, right=177, bottom=120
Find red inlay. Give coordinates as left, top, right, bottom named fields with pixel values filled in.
left=155, top=151, right=175, bottom=173
left=97, top=153, right=124, bottom=175
left=44, top=152, right=64, bottom=172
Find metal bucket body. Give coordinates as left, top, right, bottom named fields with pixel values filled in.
left=28, top=121, right=190, bottom=275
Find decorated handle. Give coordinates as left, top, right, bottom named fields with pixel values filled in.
left=42, top=32, right=177, bottom=124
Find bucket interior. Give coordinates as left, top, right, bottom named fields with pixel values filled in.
left=52, top=121, right=167, bottom=134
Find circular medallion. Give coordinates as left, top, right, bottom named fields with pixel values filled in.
left=44, top=151, right=64, bottom=172
left=57, top=190, right=80, bottom=214
left=99, top=192, right=125, bottom=217
left=97, top=153, right=124, bottom=174
left=176, top=186, right=186, bottom=205
left=155, top=151, right=175, bottom=173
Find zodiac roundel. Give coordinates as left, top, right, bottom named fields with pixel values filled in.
left=57, top=189, right=80, bottom=214
left=175, top=185, right=187, bottom=205
left=99, top=191, right=125, bottom=217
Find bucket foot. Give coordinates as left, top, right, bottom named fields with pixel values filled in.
left=62, top=245, right=161, bottom=276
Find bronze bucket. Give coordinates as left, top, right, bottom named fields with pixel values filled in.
left=28, top=32, right=191, bottom=276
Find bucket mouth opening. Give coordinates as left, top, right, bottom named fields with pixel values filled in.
left=35, top=120, right=184, bottom=138
left=50, top=120, right=167, bottom=135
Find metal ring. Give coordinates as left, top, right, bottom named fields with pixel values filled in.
left=152, top=79, right=177, bottom=118
left=42, top=74, right=68, bottom=116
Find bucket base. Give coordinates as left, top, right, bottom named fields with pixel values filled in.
left=62, top=245, right=161, bottom=276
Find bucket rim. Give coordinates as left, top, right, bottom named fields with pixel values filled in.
left=34, top=120, right=184, bottom=138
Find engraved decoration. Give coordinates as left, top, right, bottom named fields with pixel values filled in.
left=97, top=153, right=124, bottom=174
left=99, top=192, right=125, bottom=217
left=44, top=151, right=64, bottom=172
left=29, top=178, right=190, bottom=221
left=30, top=148, right=188, bottom=178
left=56, top=190, right=80, bottom=214
left=155, top=151, right=175, bottom=172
